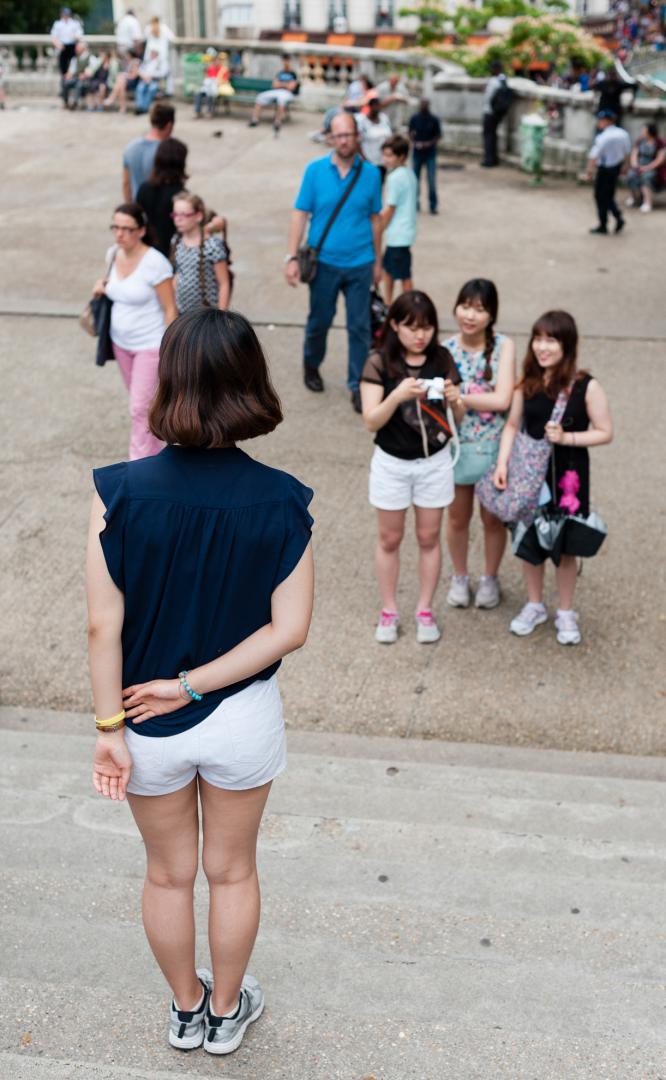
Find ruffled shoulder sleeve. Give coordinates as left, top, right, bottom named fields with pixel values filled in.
left=274, top=475, right=314, bottom=589
left=92, top=462, right=128, bottom=591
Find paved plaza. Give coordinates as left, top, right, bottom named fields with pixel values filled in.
left=1, top=102, right=666, bottom=1078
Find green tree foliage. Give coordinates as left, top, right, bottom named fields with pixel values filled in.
left=0, top=1, right=94, bottom=34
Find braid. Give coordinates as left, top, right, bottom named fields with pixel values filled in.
left=198, top=226, right=211, bottom=308
left=483, top=325, right=495, bottom=383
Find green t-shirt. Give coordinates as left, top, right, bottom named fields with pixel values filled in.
left=385, top=165, right=418, bottom=248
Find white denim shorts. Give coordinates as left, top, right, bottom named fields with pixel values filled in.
left=125, top=676, right=286, bottom=797
left=369, top=444, right=455, bottom=511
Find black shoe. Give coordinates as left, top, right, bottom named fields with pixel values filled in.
left=350, top=389, right=362, bottom=413
left=248, top=118, right=258, bottom=128
left=303, top=367, right=324, bottom=392
left=615, top=217, right=625, bottom=234
left=480, top=161, right=498, bottom=168
left=589, top=226, right=608, bottom=234
left=430, top=208, right=439, bottom=215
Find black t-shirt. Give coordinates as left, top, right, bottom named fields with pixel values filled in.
left=136, top=181, right=181, bottom=256
left=523, top=373, right=592, bottom=517
left=361, top=347, right=460, bottom=460
left=408, top=111, right=442, bottom=153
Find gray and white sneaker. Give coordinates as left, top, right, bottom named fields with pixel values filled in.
left=474, top=575, right=501, bottom=609
left=447, top=575, right=471, bottom=608
left=204, top=974, right=265, bottom=1056
left=169, top=968, right=213, bottom=1050
left=510, top=602, right=547, bottom=636
left=555, top=609, right=581, bottom=645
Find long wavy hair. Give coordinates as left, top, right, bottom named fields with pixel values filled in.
left=520, top=310, right=584, bottom=400
left=453, top=278, right=498, bottom=383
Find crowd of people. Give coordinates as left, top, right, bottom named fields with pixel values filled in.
left=80, top=25, right=620, bottom=1069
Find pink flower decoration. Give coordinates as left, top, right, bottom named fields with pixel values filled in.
left=558, top=469, right=580, bottom=515
left=466, top=382, right=493, bottom=422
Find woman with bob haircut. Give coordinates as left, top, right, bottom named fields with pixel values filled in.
left=494, top=310, right=612, bottom=645
left=87, top=308, right=314, bottom=1056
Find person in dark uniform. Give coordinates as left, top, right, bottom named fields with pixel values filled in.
left=408, top=99, right=442, bottom=213
left=493, top=310, right=613, bottom=645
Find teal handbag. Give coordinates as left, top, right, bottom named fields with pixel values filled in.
left=454, top=440, right=498, bottom=486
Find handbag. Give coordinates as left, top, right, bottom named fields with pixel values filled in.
left=454, top=439, right=498, bottom=486
left=80, top=248, right=116, bottom=367
left=297, top=159, right=363, bottom=284
left=475, top=386, right=570, bottom=525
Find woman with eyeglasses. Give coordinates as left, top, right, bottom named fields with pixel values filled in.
left=92, top=202, right=177, bottom=460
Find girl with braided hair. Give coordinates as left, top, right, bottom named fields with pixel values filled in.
left=442, top=279, right=516, bottom=610
left=171, top=193, right=231, bottom=313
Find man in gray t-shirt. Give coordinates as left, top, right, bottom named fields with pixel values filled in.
left=121, top=101, right=175, bottom=200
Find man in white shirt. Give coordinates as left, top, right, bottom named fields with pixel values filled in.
left=357, top=99, right=393, bottom=179
left=50, top=7, right=83, bottom=80
left=116, top=8, right=144, bottom=61
left=585, top=110, right=632, bottom=234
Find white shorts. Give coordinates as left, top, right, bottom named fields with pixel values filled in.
left=369, top=444, right=455, bottom=511
left=125, top=676, right=286, bottom=797
left=256, top=88, right=293, bottom=107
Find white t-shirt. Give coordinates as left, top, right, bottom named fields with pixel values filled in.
left=143, top=25, right=175, bottom=77
left=357, top=112, right=393, bottom=167
left=105, top=246, right=173, bottom=352
left=50, top=17, right=83, bottom=45
left=116, top=13, right=142, bottom=50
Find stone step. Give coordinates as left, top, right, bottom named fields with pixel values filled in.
left=2, top=715, right=666, bottom=1078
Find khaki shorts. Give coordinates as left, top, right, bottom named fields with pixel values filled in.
left=125, top=676, right=286, bottom=797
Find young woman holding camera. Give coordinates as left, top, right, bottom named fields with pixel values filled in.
left=360, top=290, right=464, bottom=644
left=87, top=309, right=314, bottom=1055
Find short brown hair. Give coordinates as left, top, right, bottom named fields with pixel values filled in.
left=382, top=134, right=410, bottom=159
left=149, top=101, right=175, bottom=130
left=149, top=309, right=283, bottom=447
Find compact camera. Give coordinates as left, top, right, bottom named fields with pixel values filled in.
left=418, top=377, right=445, bottom=402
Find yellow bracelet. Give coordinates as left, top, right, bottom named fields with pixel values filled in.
left=95, top=709, right=126, bottom=729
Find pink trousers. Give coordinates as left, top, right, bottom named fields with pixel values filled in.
left=112, top=343, right=165, bottom=460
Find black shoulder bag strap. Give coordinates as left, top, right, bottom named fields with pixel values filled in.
left=314, top=157, right=363, bottom=255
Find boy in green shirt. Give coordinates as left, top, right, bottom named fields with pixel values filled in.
left=380, top=134, right=418, bottom=304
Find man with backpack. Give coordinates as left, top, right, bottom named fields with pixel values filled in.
left=481, top=61, right=513, bottom=168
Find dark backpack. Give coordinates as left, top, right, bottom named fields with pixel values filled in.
left=491, top=81, right=513, bottom=118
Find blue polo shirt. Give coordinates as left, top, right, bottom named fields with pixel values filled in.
left=295, top=153, right=382, bottom=269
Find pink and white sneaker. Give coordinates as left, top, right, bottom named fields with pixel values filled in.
left=415, top=609, right=441, bottom=644
left=375, top=609, right=399, bottom=644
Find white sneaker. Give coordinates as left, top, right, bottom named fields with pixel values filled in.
left=510, top=602, right=547, bottom=636
left=415, top=609, right=441, bottom=643
left=447, top=575, right=470, bottom=608
left=640, top=204, right=652, bottom=214
left=474, top=575, right=501, bottom=609
left=375, top=609, right=399, bottom=643
left=625, top=195, right=635, bottom=207
left=555, top=609, right=581, bottom=645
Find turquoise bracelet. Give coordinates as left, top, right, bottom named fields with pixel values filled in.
left=178, top=670, right=203, bottom=702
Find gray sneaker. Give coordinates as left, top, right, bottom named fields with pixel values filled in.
left=204, top=974, right=265, bottom=1055
left=475, top=575, right=501, bottom=609
left=168, top=967, right=213, bottom=1050
left=447, top=575, right=471, bottom=608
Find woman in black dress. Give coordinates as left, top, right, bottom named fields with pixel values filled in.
left=494, top=311, right=613, bottom=645
left=136, top=137, right=188, bottom=256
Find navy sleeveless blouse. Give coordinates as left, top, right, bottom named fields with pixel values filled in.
left=93, top=446, right=314, bottom=738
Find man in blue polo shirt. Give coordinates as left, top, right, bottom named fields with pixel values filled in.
left=284, top=111, right=382, bottom=413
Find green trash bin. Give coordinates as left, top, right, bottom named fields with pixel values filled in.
left=520, top=113, right=548, bottom=185
left=182, top=53, right=205, bottom=100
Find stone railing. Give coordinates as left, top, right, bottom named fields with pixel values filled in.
left=432, top=72, right=666, bottom=177
left=0, top=34, right=453, bottom=106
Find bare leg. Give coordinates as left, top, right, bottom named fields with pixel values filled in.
left=554, top=554, right=577, bottom=610
left=480, top=503, right=507, bottom=577
left=446, top=484, right=474, bottom=576
left=641, top=183, right=653, bottom=210
left=127, top=779, right=201, bottom=1010
left=200, top=778, right=272, bottom=1017
left=375, top=508, right=406, bottom=611
left=250, top=103, right=261, bottom=123
left=414, top=505, right=444, bottom=610
left=401, top=276, right=413, bottom=295
left=383, top=271, right=394, bottom=306
left=523, top=561, right=546, bottom=604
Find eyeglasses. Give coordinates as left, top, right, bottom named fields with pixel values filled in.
left=110, top=224, right=139, bottom=234
left=170, top=211, right=196, bottom=220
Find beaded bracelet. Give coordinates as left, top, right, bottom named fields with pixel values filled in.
left=178, top=671, right=203, bottom=702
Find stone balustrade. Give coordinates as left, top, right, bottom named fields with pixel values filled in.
left=0, top=34, right=449, bottom=106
